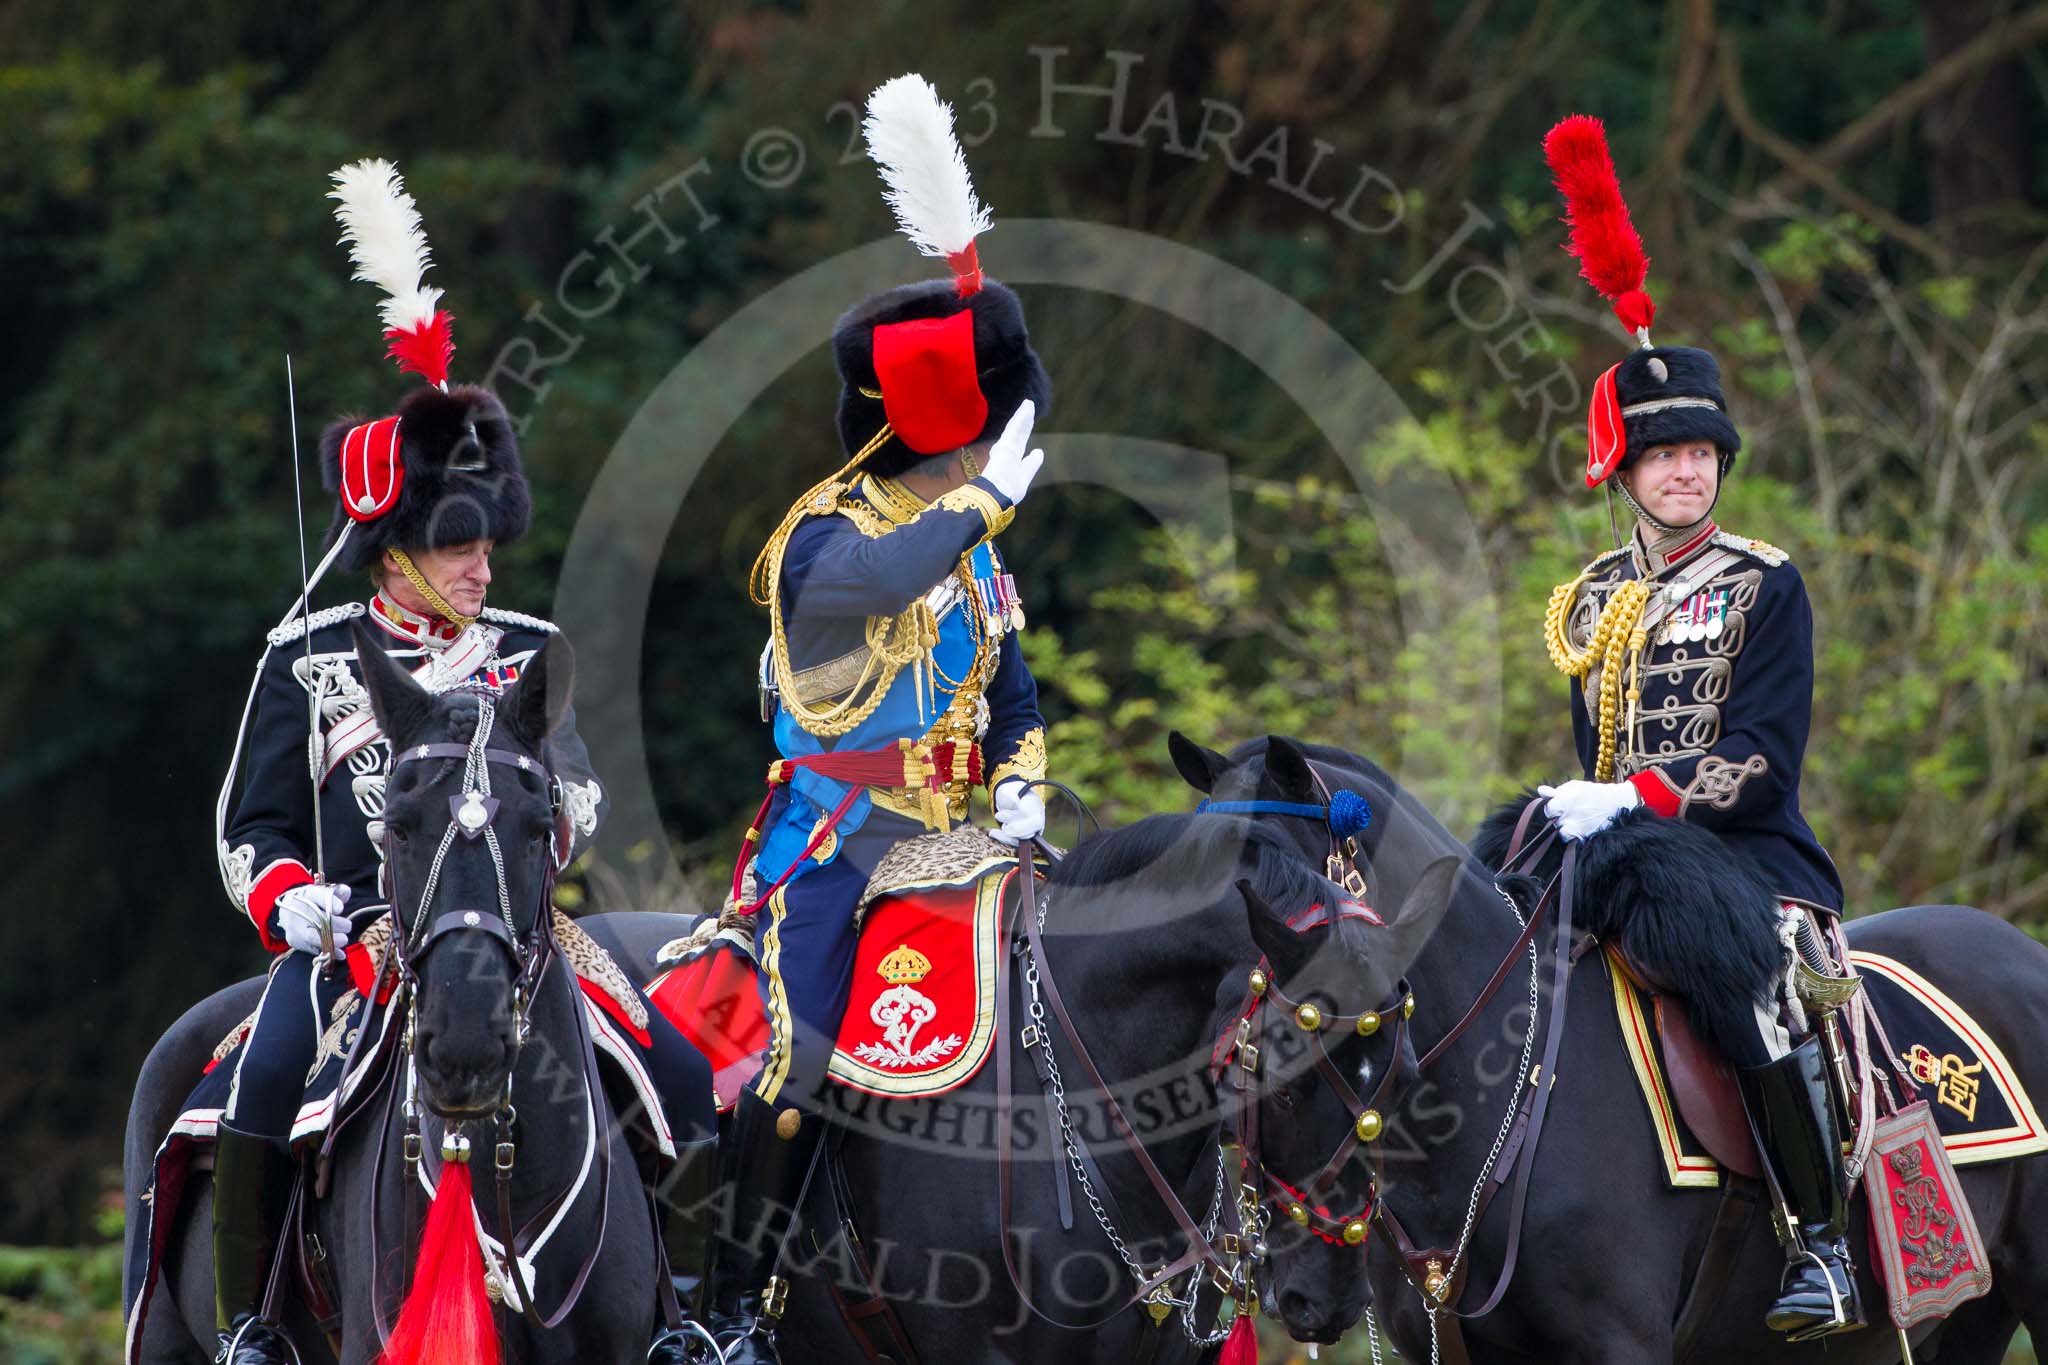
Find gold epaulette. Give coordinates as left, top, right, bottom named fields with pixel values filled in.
left=1710, top=530, right=1789, bottom=567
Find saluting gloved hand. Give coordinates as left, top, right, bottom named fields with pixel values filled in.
left=1537, top=779, right=1642, bottom=842
left=991, top=777, right=1047, bottom=847
left=979, top=399, right=1044, bottom=506
left=277, top=882, right=353, bottom=955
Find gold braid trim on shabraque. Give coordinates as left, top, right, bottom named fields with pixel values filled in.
left=1544, top=571, right=1653, bottom=781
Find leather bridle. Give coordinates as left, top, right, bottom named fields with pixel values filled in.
left=363, top=689, right=614, bottom=1338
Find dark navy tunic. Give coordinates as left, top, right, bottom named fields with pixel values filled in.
left=1564, top=526, right=1844, bottom=911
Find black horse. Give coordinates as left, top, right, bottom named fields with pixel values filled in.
left=584, top=782, right=1464, bottom=1362
left=1170, top=734, right=2048, bottom=1364
left=124, top=629, right=661, bottom=1364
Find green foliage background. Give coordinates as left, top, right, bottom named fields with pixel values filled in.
left=2, top=2, right=2045, bottom=1359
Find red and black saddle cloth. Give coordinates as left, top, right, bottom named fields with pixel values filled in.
left=1609, top=942, right=2017, bottom=1327
left=647, top=825, right=1021, bottom=1107
left=122, top=913, right=669, bottom=1363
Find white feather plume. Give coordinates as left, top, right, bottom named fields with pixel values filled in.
left=327, top=159, right=443, bottom=333
left=862, top=74, right=991, bottom=258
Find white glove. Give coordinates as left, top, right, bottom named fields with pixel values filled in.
left=277, top=882, right=353, bottom=955
left=979, top=399, right=1044, bottom=506
left=1537, top=780, right=1642, bottom=842
left=991, top=777, right=1047, bottom=847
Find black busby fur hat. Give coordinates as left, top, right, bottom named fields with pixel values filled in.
left=1615, top=345, right=1742, bottom=473
left=831, top=278, right=1051, bottom=479
left=318, top=384, right=531, bottom=572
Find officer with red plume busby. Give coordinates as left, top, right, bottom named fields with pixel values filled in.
left=208, top=161, right=717, bottom=1364
left=1536, top=115, right=1858, bottom=1338
left=690, top=73, right=1053, bottom=1364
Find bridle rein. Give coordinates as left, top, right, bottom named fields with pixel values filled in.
left=1199, top=767, right=1409, bottom=1248
left=993, top=771, right=1409, bottom=1345
left=995, top=761, right=1580, bottom=1350
left=360, top=688, right=616, bottom=1337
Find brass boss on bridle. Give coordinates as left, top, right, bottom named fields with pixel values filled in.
left=1197, top=774, right=1413, bottom=1248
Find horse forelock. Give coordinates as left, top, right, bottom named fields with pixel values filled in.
left=1053, top=812, right=1376, bottom=967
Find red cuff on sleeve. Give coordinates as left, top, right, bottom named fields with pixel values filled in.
left=1629, top=769, right=1682, bottom=818
left=247, top=859, right=313, bottom=954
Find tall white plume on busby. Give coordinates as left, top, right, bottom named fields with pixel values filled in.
left=315, top=159, right=527, bottom=574
left=328, top=158, right=454, bottom=388
left=863, top=74, right=991, bottom=294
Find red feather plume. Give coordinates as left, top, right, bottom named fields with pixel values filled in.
left=1542, top=114, right=1655, bottom=335
left=385, top=310, right=455, bottom=389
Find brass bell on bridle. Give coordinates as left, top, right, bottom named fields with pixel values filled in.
left=1354, top=1109, right=1384, bottom=1143
left=1288, top=1203, right=1310, bottom=1226
left=1248, top=968, right=1269, bottom=997
left=1342, top=1218, right=1369, bottom=1245
left=1355, top=1010, right=1380, bottom=1037
left=1294, top=1002, right=1322, bottom=1031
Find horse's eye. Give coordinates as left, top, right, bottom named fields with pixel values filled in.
left=390, top=824, right=410, bottom=845
left=1271, top=1085, right=1298, bottom=1113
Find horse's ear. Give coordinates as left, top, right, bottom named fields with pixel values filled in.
left=1169, top=731, right=1230, bottom=794
left=1239, top=878, right=1319, bottom=983
left=1263, top=735, right=1318, bottom=801
left=1371, top=854, right=1464, bottom=993
left=502, top=634, right=576, bottom=747
left=350, top=622, right=434, bottom=747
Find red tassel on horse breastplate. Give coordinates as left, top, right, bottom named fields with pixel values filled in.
left=1217, top=1312, right=1259, bottom=1364
left=381, top=1153, right=500, bottom=1365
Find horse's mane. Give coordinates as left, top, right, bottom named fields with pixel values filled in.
left=1050, top=811, right=1377, bottom=962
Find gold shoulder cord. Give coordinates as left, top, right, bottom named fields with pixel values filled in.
left=1544, top=570, right=1653, bottom=781
left=750, top=422, right=944, bottom=738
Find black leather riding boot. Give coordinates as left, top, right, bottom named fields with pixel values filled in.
left=1738, top=1038, right=1863, bottom=1339
left=648, top=1134, right=720, bottom=1365
left=210, top=1122, right=298, bottom=1365
left=701, top=1092, right=825, bottom=1365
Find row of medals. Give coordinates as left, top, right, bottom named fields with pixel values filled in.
left=1657, top=584, right=1729, bottom=646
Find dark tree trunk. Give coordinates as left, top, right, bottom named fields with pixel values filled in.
left=1919, top=0, right=2038, bottom=256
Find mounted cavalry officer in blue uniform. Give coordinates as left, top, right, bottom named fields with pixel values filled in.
left=1537, top=117, right=1857, bottom=1339
left=210, top=160, right=715, bottom=1365
left=706, top=75, right=1052, bottom=1365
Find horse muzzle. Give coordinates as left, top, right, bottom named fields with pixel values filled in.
left=409, top=909, right=523, bottom=1117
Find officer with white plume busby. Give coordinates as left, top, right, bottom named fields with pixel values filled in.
left=701, top=74, right=1054, bottom=1363
left=210, top=160, right=717, bottom=1364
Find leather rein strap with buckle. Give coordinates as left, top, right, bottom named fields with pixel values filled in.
left=996, top=842, right=1252, bottom=1332
left=1371, top=812, right=1581, bottom=1333
left=991, top=772, right=1401, bottom=1335
left=364, top=700, right=614, bottom=1338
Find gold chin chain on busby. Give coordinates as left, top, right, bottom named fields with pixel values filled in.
left=388, top=547, right=478, bottom=632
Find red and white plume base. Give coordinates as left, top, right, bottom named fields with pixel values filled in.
left=863, top=74, right=991, bottom=296
left=1542, top=114, right=1655, bottom=338
left=329, top=158, right=455, bottom=388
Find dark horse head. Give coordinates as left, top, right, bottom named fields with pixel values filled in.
left=1168, top=730, right=1461, bottom=1344
left=351, top=621, right=572, bottom=1119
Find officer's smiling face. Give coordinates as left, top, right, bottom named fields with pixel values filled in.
left=1621, top=441, right=1719, bottom=526
left=389, top=538, right=495, bottom=618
